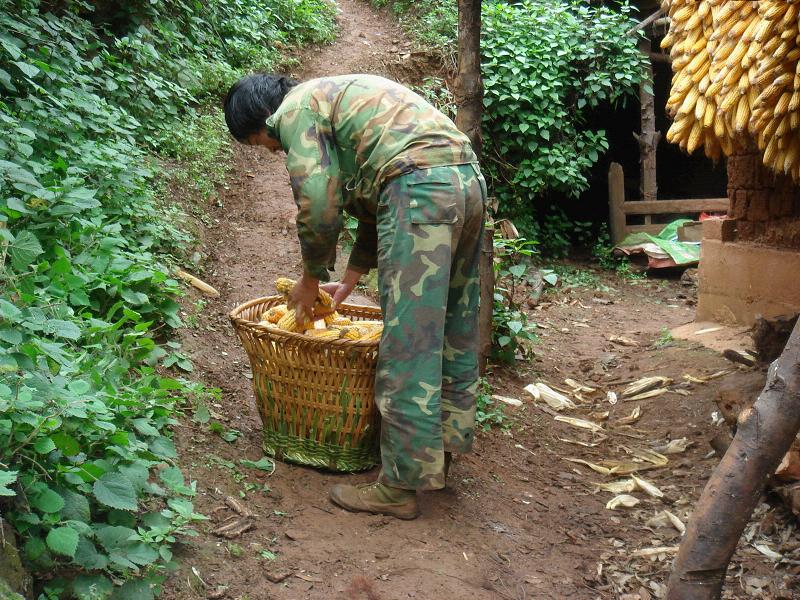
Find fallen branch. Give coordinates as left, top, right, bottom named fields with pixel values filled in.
left=666, top=319, right=800, bottom=599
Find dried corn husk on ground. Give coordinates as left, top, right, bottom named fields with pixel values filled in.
left=662, top=0, right=800, bottom=178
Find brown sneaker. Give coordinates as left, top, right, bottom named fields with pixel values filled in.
left=330, top=482, right=420, bottom=520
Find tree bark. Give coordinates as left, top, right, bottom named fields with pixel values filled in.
left=636, top=39, right=659, bottom=204
left=453, top=0, right=491, bottom=373
left=666, top=319, right=800, bottom=599
left=454, top=0, right=483, bottom=160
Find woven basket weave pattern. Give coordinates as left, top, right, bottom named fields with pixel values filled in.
left=230, top=296, right=381, bottom=472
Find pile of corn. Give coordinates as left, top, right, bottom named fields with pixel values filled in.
left=662, top=0, right=800, bottom=178
left=259, top=277, right=383, bottom=342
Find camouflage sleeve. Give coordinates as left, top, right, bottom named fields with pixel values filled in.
left=279, top=108, right=343, bottom=282
left=347, top=220, right=377, bottom=273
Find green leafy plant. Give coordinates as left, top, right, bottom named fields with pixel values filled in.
left=654, top=327, right=674, bottom=349
left=592, top=225, right=645, bottom=280
left=378, top=0, right=646, bottom=224
left=475, top=378, right=511, bottom=431
left=481, top=0, right=647, bottom=212
left=0, top=0, right=336, bottom=593
left=492, top=235, right=538, bottom=363
left=414, top=77, right=457, bottom=120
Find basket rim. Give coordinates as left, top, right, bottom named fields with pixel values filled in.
left=229, top=295, right=381, bottom=348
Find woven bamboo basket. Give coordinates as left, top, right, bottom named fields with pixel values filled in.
left=229, top=295, right=381, bottom=472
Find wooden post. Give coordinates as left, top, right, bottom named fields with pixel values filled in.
left=478, top=223, right=494, bottom=375
left=608, top=162, right=626, bottom=244
left=666, top=319, right=800, bottom=599
left=635, top=38, right=660, bottom=205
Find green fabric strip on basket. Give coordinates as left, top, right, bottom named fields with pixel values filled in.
left=263, top=429, right=380, bottom=472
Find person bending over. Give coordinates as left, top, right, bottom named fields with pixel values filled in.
left=224, top=73, right=486, bottom=520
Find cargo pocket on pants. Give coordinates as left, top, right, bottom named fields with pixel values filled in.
left=406, top=176, right=459, bottom=225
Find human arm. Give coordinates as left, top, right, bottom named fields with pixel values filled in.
left=278, top=108, right=343, bottom=283
left=320, top=267, right=363, bottom=308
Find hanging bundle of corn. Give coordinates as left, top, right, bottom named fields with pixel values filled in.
left=259, top=278, right=383, bottom=341
left=661, top=0, right=800, bottom=179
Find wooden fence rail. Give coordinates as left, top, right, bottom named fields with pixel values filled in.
left=608, top=162, right=729, bottom=244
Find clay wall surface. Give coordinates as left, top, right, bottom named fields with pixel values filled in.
left=727, top=151, right=800, bottom=249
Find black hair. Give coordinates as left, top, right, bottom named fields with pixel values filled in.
left=223, top=74, right=298, bottom=141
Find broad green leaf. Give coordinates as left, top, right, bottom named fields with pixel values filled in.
left=44, top=320, right=81, bottom=341
left=132, top=418, right=159, bottom=437
left=148, top=436, right=176, bottom=459
left=0, top=470, right=17, bottom=496
left=10, top=230, right=44, bottom=271
left=192, top=403, right=210, bottom=424
left=46, top=526, right=79, bottom=558
left=118, top=463, right=150, bottom=491
left=12, top=61, right=39, bottom=78
left=73, top=573, right=113, bottom=599
left=24, top=536, right=47, bottom=561
left=52, top=432, right=81, bottom=456
left=59, top=488, right=91, bottom=523
left=125, top=542, right=159, bottom=566
left=33, top=437, right=56, bottom=454
left=0, top=159, right=41, bottom=187
left=6, top=197, right=31, bottom=213
left=0, top=327, right=23, bottom=344
left=240, top=457, right=274, bottom=472
left=95, top=526, right=137, bottom=551
left=508, top=320, right=524, bottom=334
left=31, top=487, right=65, bottom=514
left=93, top=473, right=138, bottom=511
left=508, top=264, right=527, bottom=278
left=111, top=579, right=155, bottom=600
left=0, top=299, right=22, bottom=321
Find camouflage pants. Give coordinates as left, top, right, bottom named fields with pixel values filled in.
left=374, top=162, right=486, bottom=491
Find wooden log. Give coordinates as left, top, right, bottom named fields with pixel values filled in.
left=608, top=163, right=626, bottom=244
left=621, top=198, right=729, bottom=215
left=626, top=8, right=665, bottom=35
left=666, top=319, right=800, bottom=599
left=625, top=224, right=666, bottom=236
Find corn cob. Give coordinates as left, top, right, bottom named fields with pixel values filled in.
left=261, top=304, right=288, bottom=324
left=305, top=329, right=341, bottom=340
left=660, top=0, right=800, bottom=178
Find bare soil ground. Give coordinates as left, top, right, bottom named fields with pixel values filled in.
left=161, top=2, right=800, bottom=599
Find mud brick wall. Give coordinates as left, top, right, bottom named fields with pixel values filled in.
left=727, top=150, right=800, bottom=249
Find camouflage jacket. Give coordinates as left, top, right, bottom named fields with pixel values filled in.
left=265, top=74, right=477, bottom=281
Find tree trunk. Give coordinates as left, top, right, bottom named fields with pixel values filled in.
left=454, top=0, right=483, bottom=159
left=636, top=38, right=659, bottom=204
left=666, top=319, right=800, bottom=599
left=453, top=0, right=491, bottom=373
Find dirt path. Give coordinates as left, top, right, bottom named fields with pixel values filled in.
left=163, top=2, right=796, bottom=599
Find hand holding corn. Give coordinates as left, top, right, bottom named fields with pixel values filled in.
left=263, top=277, right=383, bottom=341
left=285, top=274, right=332, bottom=326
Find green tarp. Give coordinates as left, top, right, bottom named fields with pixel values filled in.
left=616, top=219, right=700, bottom=267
